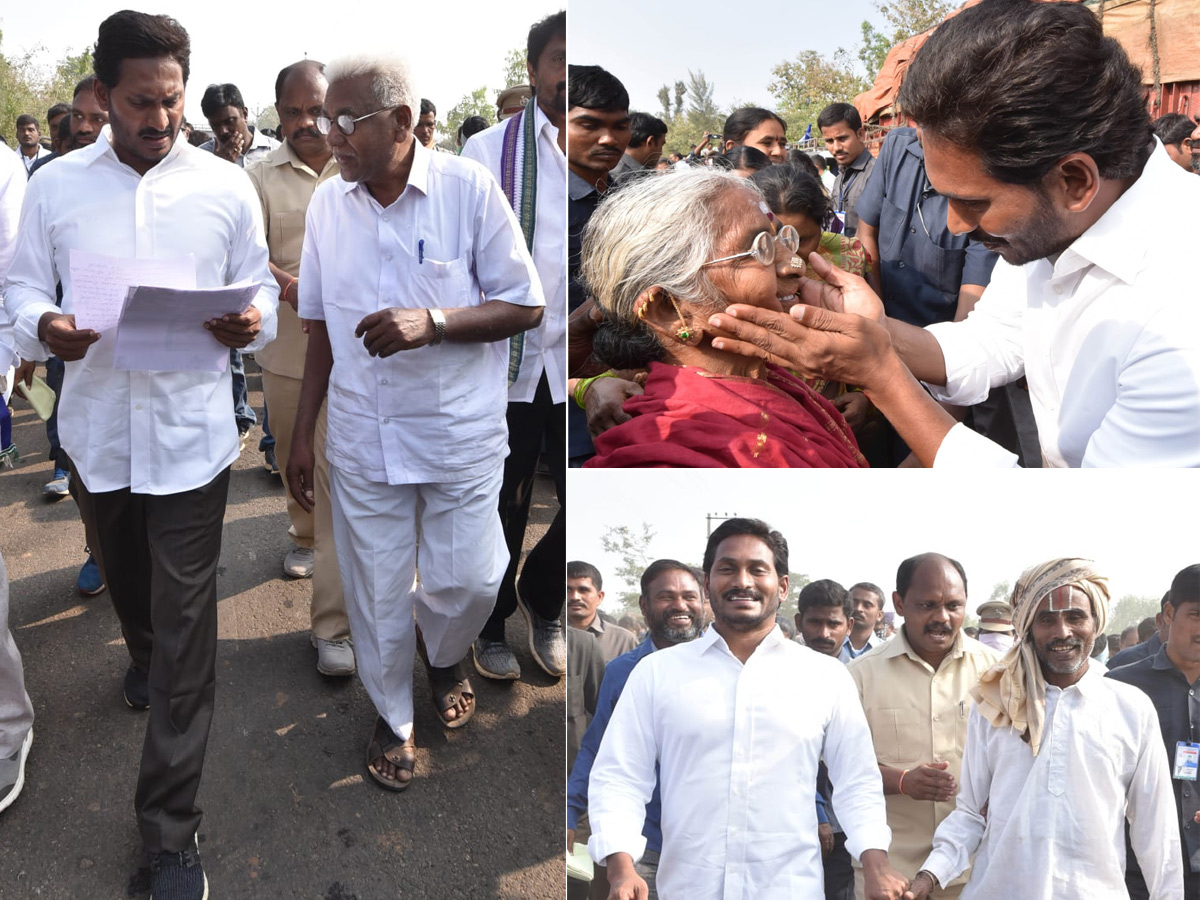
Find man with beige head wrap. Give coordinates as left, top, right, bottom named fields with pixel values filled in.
left=904, top=558, right=1184, bottom=900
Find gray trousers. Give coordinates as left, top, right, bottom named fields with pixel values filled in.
left=74, top=466, right=230, bottom=854
left=0, top=550, right=34, bottom=757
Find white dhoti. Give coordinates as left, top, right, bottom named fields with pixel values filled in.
left=328, top=463, right=507, bottom=741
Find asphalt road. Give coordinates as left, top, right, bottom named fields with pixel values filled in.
left=0, top=363, right=565, bottom=899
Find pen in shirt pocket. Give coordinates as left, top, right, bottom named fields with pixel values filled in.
left=959, top=701, right=966, bottom=718
left=418, top=239, right=425, bottom=264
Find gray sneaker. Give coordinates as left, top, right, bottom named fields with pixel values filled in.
left=283, top=546, right=314, bottom=579
left=311, top=635, right=355, bottom=677
left=0, top=728, right=32, bottom=815
left=517, top=597, right=566, bottom=678
left=472, top=638, right=521, bottom=680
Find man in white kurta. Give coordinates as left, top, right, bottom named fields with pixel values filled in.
left=588, top=517, right=908, bottom=900
left=288, top=54, right=542, bottom=790
left=907, top=559, right=1183, bottom=900
left=460, top=10, right=568, bottom=682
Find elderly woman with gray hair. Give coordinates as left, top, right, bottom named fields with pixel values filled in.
left=576, top=169, right=866, bottom=467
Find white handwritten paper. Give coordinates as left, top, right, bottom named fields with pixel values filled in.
left=68, top=250, right=197, bottom=334
left=113, top=280, right=261, bottom=373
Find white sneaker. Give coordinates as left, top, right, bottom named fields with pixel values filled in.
left=311, top=635, right=355, bottom=676
left=282, top=546, right=314, bottom=579
left=0, top=728, right=33, bottom=814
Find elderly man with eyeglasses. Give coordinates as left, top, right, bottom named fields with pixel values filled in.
left=286, top=53, right=543, bottom=792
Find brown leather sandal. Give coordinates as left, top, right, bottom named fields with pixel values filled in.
left=365, top=717, right=414, bottom=792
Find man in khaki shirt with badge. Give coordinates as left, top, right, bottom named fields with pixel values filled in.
left=849, top=553, right=998, bottom=899
left=246, top=59, right=353, bottom=677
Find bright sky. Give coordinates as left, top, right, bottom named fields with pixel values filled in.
left=569, top=0, right=880, bottom=114
left=0, top=0, right=559, bottom=126
left=569, top=471, right=1198, bottom=620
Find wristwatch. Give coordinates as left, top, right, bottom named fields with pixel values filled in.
left=427, top=308, right=446, bottom=345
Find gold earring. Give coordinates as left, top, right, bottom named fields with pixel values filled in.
left=668, top=296, right=692, bottom=341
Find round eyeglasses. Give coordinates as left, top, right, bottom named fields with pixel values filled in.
left=701, top=225, right=800, bottom=268
left=315, top=107, right=394, bottom=136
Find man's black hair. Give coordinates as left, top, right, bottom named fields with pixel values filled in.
left=273, top=60, right=325, bottom=103
left=629, top=112, right=668, bottom=148
left=420, top=98, right=436, bottom=117
left=567, top=560, right=603, bottom=590
left=703, top=518, right=789, bottom=579
left=848, top=582, right=886, bottom=607
left=639, top=559, right=700, bottom=598
left=722, top=107, right=787, bottom=145
left=1152, top=113, right=1195, bottom=148
left=47, top=103, right=71, bottom=123
left=816, top=102, right=862, bottom=133
left=527, top=10, right=566, bottom=65
left=568, top=65, right=629, bottom=113
left=73, top=75, right=96, bottom=99
left=1168, top=564, right=1200, bottom=608
left=459, top=115, right=490, bottom=142
left=897, top=0, right=1151, bottom=184
left=895, top=553, right=968, bottom=598
left=201, top=83, right=245, bottom=119
left=93, top=10, right=191, bottom=88
left=15, top=114, right=38, bottom=131
left=797, top=579, right=852, bottom=619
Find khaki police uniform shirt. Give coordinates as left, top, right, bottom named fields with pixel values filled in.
left=848, top=628, right=999, bottom=886
left=246, top=141, right=339, bottom=380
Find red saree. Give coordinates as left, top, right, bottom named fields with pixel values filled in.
left=585, top=362, right=868, bottom=468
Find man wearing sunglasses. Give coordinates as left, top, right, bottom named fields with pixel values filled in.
left=287, top=53, right=543, bottom=792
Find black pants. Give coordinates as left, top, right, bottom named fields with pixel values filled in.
left=480, top=373, right=565, bottom=642
left=75, top=466, right=230, bottom=853
left=824, top=831, right=855, bottom=900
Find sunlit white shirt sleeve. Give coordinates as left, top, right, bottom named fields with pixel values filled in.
left=588, top=629, right=891, bottom=900
left=0, top=147, right=27, bottom=376
left=2, top=130, right=276, bottom=494
left=921, top=669, right=1183, bottom=899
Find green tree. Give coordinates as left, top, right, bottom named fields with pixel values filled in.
left=778, top=571, right=812, bottom=620
left=440, top=86, right=493, bottom=151
left=500, top=46, right=528, bottom=90
left=858, top=0, right=955, bottom=82
left=768, top=49, right=870, bottom=142
left=1108, top=594, right=1162, bottom=634
left=655, top=70, right=726, bottom=157
left=600, top=522, right=657, bottom=609
left=249, top=103, right=279, bottom=135
left=0, top=31, right=93, bottom=146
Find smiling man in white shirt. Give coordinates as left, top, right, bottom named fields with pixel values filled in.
left=588, top=517, right=909, bottom=900
left=707, top=0, right=1200, bottom=468
left=3, top=11, right=276, bottom=900
left=286, top=53, right=542, bottom=793
left=904, top=559, right=1183, bottom=900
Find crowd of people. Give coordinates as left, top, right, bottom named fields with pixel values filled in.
left=566, top=518, right=1200, bottom=900
left=566, top=0, right=1200, bottom=468
left=1, top=8, right=565, bottom=899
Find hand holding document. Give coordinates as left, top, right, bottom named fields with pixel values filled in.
left=69, top=249, right=197, bottom=334
left=114, top=281, right=260, bottom=372
left=67, top=250, right=262, bottom=372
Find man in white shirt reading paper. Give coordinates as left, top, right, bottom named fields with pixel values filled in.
left=588, top=517, right=910, bottom=900
left=2, top=12, right=276, bottom=899
left=706, top=0, right=1200, bottom=468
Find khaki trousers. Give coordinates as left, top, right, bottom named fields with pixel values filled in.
left=261, top=370, right=349, bottom=641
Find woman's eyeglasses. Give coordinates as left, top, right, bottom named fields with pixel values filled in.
left=702, top=225, right=800, bottom=268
